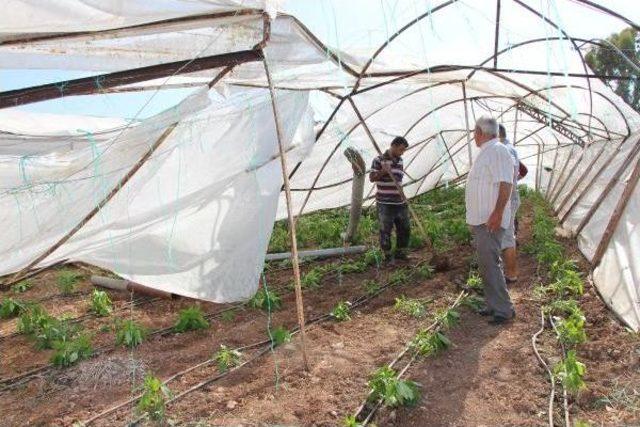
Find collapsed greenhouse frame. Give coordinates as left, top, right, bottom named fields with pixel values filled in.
left=0, top=0, right=639, bottom=356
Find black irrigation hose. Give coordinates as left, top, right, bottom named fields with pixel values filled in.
left=353, top=290, right=467, bottom=425
left=82, top=259, right=432, bottom=425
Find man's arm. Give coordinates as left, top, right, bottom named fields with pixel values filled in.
left=369, top=159, right=391, bottom=182
left=486, top=181, right=512, bottom=232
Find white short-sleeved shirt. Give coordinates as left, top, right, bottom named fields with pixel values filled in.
left=465, top=138, right=514, bottom=229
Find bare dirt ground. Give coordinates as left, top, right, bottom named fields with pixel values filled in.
left=0, top=200, right=638, bottom=427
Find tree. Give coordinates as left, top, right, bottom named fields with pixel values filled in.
left=585, top=27, right=640, bottom=112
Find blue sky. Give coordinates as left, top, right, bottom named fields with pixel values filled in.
left=1, top=0, right=637, bottom=120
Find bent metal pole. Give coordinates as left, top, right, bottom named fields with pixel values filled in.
left=262, top=52, right=310, bottom=371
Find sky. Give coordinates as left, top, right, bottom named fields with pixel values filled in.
left=1, top=0, right=638, bottom=121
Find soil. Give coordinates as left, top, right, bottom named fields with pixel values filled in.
left=0, top=199, right=638, bottom=426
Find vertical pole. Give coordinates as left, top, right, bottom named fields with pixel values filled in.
left=535, top=145, right=542, bottom=191
left=462, top=82, right=473, bottom=167
left=262, top=54, right=310, bottom=371
left=493, top=0, right=502, bottom=69
left=512, top=107, right=519, bottom=143
left=546, top=138, right=562, bottom=196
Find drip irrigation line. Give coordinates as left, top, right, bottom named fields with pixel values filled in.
left=354, top=290, right=468, bottom=425
left=531, top=308, right=555, bottom=427
left=549, top=315, right=571, bottom=427
left=81, top=257, right=434, bottom=425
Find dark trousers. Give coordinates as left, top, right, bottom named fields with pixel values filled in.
left=377, top=203, right=411, bottom=253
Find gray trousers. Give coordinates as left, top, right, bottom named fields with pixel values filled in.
left=472, top=225, right=514, bottom=318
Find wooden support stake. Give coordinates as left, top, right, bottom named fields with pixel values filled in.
left=347, top=97, right=432, bottom=249
left=262, top=53, right=310, bottom=371
left=592, top=153, right=640, bottom=266
left=1, top=123, right=178, bottom=289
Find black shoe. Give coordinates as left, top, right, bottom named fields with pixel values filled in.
left=478, top=307, right=493, bottom=316
left=383, top=252, right=395, bottom=265
left=488, top=315, right=511, bottom=325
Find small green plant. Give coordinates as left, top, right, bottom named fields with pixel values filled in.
left=436, top=308, right=460, bottom=330
left=300, top=267, right=324, bottom=290
left=367, top=366, right=420, bottom=407
left=221, top=308, right=237, bottom=322
left=556, top=314, right=587, bottom=347
left=389, top=269, right=409, bottom=286
left=137, top=374, right=172, bottom=421
left=35, top=317, right=79, bottom=350
left=394, top=296, right=427, bottom=318
left=553, top=350, right=586, bottom=395
left=466, top=272, right=483, bottom=292
left=249, top=287, right=282, bottom=312
left=11, top=280, right=32, bottom=294
left=57, top=269, right=82, bottom=294
left=16, top=304, right=49, bottom=335
left=337, top=260, right=367, bottom=274
left=214, top=345, right=242, bottom=373
left=89, top=289, right=113, bottom=316
left=331, top=301, right=351, bottom=321
left=270, top=326, right=292, bottom=347
left=50, top=334, right=93, bottom=367
left=363, top=248, right=383, bottom=266
left=0, top=298, right=27, bottom=319
left=411, top=330, right=451, bottom=356
left=544, top=299, right=583, bottom=318
left=342, top=415, right=364, bottom=427
left=363, top=280, right=381, bottom=296
left=460, top=295, right=485, bottom=312
left=415, top=264, right=435, bottom=280
left=173, top=306, right=209, bottom=333
left=115, top=319, right=146, bottom=348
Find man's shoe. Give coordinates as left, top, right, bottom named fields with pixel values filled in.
left=478, top=307, right=493, bottom=316
left=383, top=252, right=395, bottom=265
left=488, top=315, right=511, bottom=325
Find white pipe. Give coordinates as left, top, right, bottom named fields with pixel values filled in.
left=265, top=245, right=367, bottom=262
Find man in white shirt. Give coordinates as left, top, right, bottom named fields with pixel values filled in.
left=465, top=117, right=515, bottom=325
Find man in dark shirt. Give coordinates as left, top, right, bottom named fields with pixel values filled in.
left=369, top=136, right=410, bottom=262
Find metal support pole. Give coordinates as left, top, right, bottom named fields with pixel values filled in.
left=462, top=82, right=474, bottom=167
left=263, top=53, right=310, bottom=371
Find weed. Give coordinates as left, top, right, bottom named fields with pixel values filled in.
left=214, top=345, right=242, bottom=373
left=115, top=319, right=146, bottom=348
left=0, top=298, right=27, bottom=319
left=367, top=366, right=420, bottom=407
left=389, top=269, right=409, bottom=286
left=221, top=309, right=237, bottom=323
left=411, top=330, right=451, bottom=356
left=436, top=308, right=460, bottom=330
left=57, top=269, right=82, bottom=294
left=466, top=272, right=483, bottom=292
left=89, top=289, right=113, bottom=316
left=331, top=301, right=351, bottom=322
left=50, top=334, right=93, bottom=367
left=137, top=374, right=172, bottom=421
left=394, top=296, right=427, bottom=318
left=363, top=248, right=383, bottom=266
left=249, top=287, right=282, bottom=312
left=553, top=350, right=586, bottom=395
left=445, top=218, right=472, bottom=244
left=363, top=280, right=381, bottom=296
left=415, top=264, right=435, bottom=280
left=11, top=280, right=32, bottom=294
left=173, top=306, right=209, bottom=333
left=270, top=326, right=292, bottom=347
left=342, top=415, right=364, bottom=427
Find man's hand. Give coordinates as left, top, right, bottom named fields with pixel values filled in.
left=381, top=161, right=392, bottom=173
left=486, top=209, right=503, bottom=232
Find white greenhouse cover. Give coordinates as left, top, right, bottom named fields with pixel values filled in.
left=1, top=0, right=639, bottom=330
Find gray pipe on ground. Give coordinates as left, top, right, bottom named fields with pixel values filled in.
left=91, top=275, right=173, bottom=299
left=343, top=147, right=366, bottom=244
left=265, top=245, right=367, bottom=262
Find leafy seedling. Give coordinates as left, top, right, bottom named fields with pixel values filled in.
left=437, top=308, right=460, bottom=330
left=411, top=330, right=451, bottom=356
left=137, top=374, right=172, bottom=421
left=331, top=301, right=351, bottom=322
left=214, top=345, right=242, bottom=373
left=544, top=299, right=583, bottom=318
left=466, top=272, right=483, bottom=292
left=0, top=298, right=27, bottom=319
left=338, top=260, right=367, bottom=274
left=11, top=280, right=32, bottom=294
left=300, top=268, right=324, bottom=290
left=115, top=319, right=146, bottom=348
left=270, top=326, right=292, bottom=347
left=174, top=306, right=209, bottom=333
left=556, top=314, right=587, bottom=347
left=363, top=248, right=383, bottom=267
left=389, top=269, right=409, bottom=286
left=342, top=415, right=364, bottom=427
left=394, top=296, right=427, bottom=318
left=249, top=287, right=282, bottom=312
left=16, top=304, right=49, bottom=335
left=221, top=308, right=237, bottom=323
left=415, top=264, right=435, bottom=280
left=553, top=350, right=586, bottom=395
left=89, top=289, right=113, bottom=316
left=50, top=334, right=93, bottom=367
left=367, top=366, right=420, bottom=408
left=363, top=280, right=381, bottom=296
left=57, top=269, right=82, bottom=294
left=460, top=295, right=485, bottom=312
